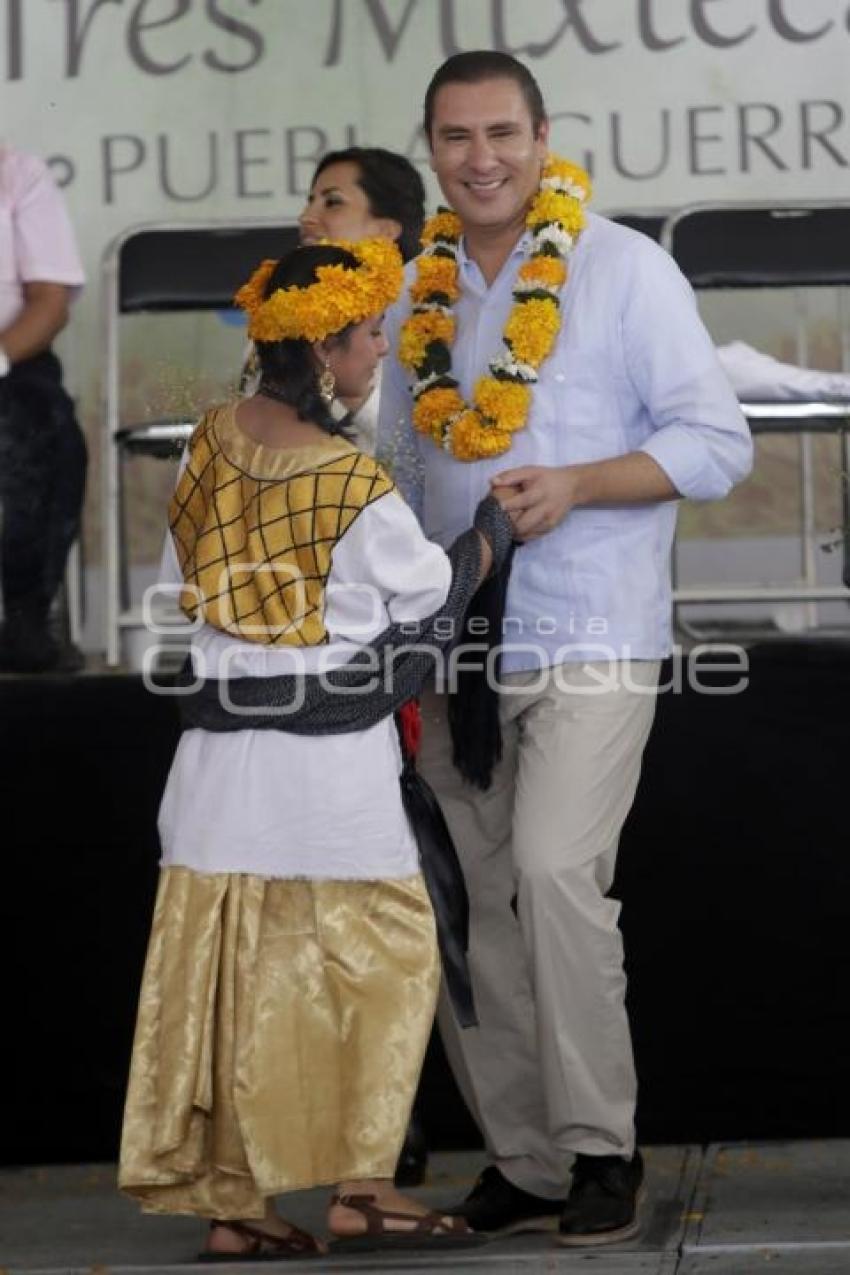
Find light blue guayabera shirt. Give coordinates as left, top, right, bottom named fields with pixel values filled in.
left=377, top=212, right=753, bottom=672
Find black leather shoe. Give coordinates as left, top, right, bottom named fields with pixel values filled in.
left=0, top=613, right=86, bottom=673
left=557, top=1150, right=644, bottom=1246
left=0, top=614, right=61, bottom=673
left=445, top=1165, right=565, bottom=1235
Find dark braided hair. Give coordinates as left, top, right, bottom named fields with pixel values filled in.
left=254, top=244, right=358, bottom=436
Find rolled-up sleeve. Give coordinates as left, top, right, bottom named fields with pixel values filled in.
left=624, top=240, right=753, bottom=501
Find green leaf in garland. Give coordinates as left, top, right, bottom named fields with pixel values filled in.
left=513, top=288, right=560, bottom=306
left=424, top=340, right=452, bottom=376
left=425, top=291, right=455, bottom=307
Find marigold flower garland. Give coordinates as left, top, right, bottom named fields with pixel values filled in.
left=235, top=237, right=403, bottom=343
left=400, top=155, right=591, bottom=460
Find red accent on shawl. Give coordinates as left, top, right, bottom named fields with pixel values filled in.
left=397, top=698, right=422, bottom=760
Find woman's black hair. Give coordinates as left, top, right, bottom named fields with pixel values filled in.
left=312, top=146, right=425, bottom=262
left=254, top=243, right=359, bottom=436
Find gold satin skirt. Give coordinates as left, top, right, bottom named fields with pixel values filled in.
left=119, top=866, right=439, bottom=1218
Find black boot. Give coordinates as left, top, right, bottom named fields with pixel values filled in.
left=0, top=600, right=84, bottom=674
left=0, top=604, right=61, bottom=673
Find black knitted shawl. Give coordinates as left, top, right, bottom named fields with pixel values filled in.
left=177, top=494, right=513, bottom=748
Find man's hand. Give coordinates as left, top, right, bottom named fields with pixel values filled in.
left=489, top=480, right=522, bottom=511
left=491, top=466, right=581, bottom=541
left=491, top=453, right=679, bottom=541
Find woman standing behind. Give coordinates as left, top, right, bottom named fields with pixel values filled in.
left=298, top=147, right=425, bottom=454
left=241, top=148, right=424, bottom=456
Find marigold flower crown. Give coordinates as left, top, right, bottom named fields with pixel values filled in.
left=400, top=154, right=591, bottom=461
left=234, top=238, right=404, bottom=344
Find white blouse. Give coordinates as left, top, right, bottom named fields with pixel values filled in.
left=157, top=479, right=452, bottom=881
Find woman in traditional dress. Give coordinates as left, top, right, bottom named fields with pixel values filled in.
left=118, top=240, right=511, bottom=1260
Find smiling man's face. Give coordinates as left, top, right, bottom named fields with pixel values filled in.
left=429, top=76, right=549, bottom=240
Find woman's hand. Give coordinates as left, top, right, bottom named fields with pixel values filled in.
left=475, top=532, right=493, bottom=582
left=472, top=491, right=515, bottom=581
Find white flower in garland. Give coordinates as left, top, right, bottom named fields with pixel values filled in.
left=534, top=225, right=575, bottom=254
left=513, top=275, right=561, bottom=298
left=489, top=352, right=540, bottom=382
left=412, top=369, right=448, bottom=399
left=541, top=175, right=588, bottom=202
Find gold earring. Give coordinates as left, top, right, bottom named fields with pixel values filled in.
left=319, top=362, right=336, bottom=403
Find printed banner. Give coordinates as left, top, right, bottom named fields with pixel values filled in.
left=2, top=0, right=849, bottom=555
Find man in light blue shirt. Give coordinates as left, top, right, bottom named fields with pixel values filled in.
left=378, top=51, right=752, bottom=1247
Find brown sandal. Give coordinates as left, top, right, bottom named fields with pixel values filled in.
left=329, top=1192, right=486, bottom=1251
left=198, top=1218, right=323, bottom=1262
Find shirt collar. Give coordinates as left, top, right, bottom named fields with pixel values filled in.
left=457, top=228, right=532, bottom=273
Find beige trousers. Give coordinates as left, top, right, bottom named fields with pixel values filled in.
left=418, top=660, right=660, bottom=1198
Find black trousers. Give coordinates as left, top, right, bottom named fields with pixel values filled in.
left=0, top=350, right=87, bottom=619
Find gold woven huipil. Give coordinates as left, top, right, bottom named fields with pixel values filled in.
left=169, top=403, right=394, bottom=646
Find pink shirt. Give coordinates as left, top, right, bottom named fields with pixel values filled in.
left=0, top=146, right=85, bottom=333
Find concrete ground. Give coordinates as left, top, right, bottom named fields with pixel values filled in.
left=2, top=1141, right=850, bottom=1274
